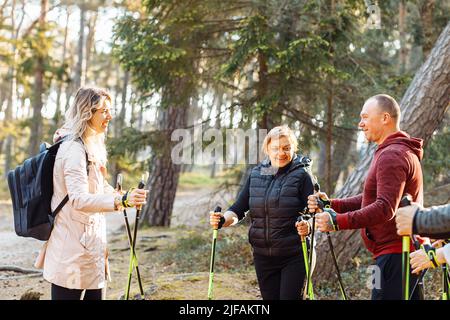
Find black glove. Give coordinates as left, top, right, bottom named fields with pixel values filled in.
left=121, top=188, right=135, bottom=208
left=324, top=208, right=339, bottom=231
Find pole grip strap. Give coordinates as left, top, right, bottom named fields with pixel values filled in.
left=421, top=244, right=440, bottom=268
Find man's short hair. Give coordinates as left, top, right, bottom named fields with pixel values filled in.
left=369, top=94, right=401, bottom=124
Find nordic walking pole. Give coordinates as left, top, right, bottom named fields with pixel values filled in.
left=443, top=264, right=449, bottom=300
left=118, top=174, right=144, bottom=300
left=125, top=172, right=148, bottom=300
left=297, top=215, right=314, bottom=300
left=208, top=206, right=222, bottom=300
left=306, top=209, right=316, bottom=301
left=314, top=183, right=348, bottom=300
left=407, top=234, right=425, bottom=300
left=399, top=194, right=413, bottom=300
left=410, top=268, right=428, bottom=300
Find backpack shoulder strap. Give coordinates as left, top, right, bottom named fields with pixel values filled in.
left=50, top=195, right=69, bottom=220
left=50, top=138, right=90, bottom=218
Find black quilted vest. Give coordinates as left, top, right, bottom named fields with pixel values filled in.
left=248, top=154, right=313, bottom=256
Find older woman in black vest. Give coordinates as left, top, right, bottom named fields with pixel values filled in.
left=210, top=125, right=314, bottom=300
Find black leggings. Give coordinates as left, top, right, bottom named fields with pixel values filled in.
left=371, top=253, right=423, bottom=300
left=253, top=253, right=306, bottom=300
left=51, top=283, right=103, bottom=300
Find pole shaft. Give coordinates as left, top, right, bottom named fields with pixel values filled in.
left=306, top=215, right=315, bottom=300
left=443, top=264, right=449, bottom=300
left=208, top=229, right=218, bottom=300
left=301, top=238, right=314, bottom=299
left=402, top=236, right=410, bottom=300
left=326, top=232, right=348, bottom=300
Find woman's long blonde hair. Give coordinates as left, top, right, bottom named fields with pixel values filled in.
left=64, top=87, right=112, bottom=140
left=63, top=87, right=112, bottom=165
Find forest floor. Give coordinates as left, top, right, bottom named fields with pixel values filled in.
left=0, top=186, right=261, bottom=300
left=0, top=184, right=447, bottom=300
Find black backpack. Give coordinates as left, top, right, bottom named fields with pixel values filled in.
left=7, top=137, right=88, bottom=241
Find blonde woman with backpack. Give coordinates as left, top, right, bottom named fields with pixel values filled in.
left=34, top=87, right=148, bottom=300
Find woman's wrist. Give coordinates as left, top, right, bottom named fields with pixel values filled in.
left=223, top=211, right=239, bottom=227
left=114, top=194, right=122, bottom=211
left=436, top=248, right=446, bottom=265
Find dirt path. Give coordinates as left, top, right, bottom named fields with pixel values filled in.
left=0, top=186, right=249, bottom=300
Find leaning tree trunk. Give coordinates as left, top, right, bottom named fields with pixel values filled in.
left=314, top=22, right=450, bottom=283
left=140, top=79, right=190, bottom=227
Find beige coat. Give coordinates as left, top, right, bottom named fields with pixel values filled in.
left=35, top=128, right=117, bottom=290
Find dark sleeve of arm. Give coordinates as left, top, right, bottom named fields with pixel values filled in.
left=336, top=151, right=408, bottom=230
left=227, top=175, right=250, bottom=221
left=299, top=172, right=314, bottom=209
left=413, top=204, right=450, bottom=239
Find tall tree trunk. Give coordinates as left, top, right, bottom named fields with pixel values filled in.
left=325, top=0, right=335, bottom=195
left=3, top=0, right=17, bottom=176
left=257, top=48, right=268, bottom=126
left=318, top=140, right=327, bottom=182
left=138, top=103, right=144, bottom=131
left=237, top=50, right=272, bottom=197
left=141, top=79, right=190, bottom=227
left=326, top=88, right=333, bottom=194
left=29, top=0, right=48, bottom=155
left=84, top=9, right=97, bottom=84
left=398, top=0, right=407, bottom=74
left=314, top=22, right=450, bottom=283
left=210, top=91, right=224, bottom=178
left=419, top=0, right=436, bottom=58
left=328, top=133, right=355, bottom=195
left=130, top=91, right=136, bottom=127
left=74, top=3, right=85, bottom=89
left=184, top=94, right=201, bottom=173
left=55, top=8, right=71, bottom=125
left=111, top=70, right=129, bottom=185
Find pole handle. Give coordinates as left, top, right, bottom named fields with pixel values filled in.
left=116, top=173, right=123, bottom=191
left=212, top=206, right=222, bottom=230
left=314, top=182, right=331, bottom=209
left=399, top=194, right=412, bottom=207
left=135, top=172, right=148, bottom=210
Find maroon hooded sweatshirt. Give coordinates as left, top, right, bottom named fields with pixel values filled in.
left=332, top=131, right=424, bottom=259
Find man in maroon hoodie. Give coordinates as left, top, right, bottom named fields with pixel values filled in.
left=307, top=94, right=424, bottom=300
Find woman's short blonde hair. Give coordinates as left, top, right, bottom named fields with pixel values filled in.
left=64, top=87, right=112, bottom=140
left=262, top=125, right=298, bottom=155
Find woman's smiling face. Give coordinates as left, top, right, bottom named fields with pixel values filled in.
left=89, top=99, right=112, bottom=133
left=267, top=135, right=294, bottom=168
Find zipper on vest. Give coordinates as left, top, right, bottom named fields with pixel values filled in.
left=264, top=177, right=275, bottom=256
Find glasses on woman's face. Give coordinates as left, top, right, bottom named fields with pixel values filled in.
left=94, top=108, right=113, bottom=118
left=269, top=145, right=292, bottom=154
left=93, top=98, right=113, bottom=116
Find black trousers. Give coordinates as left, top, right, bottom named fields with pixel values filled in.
left=253, top=253, right=306, bottom=300
left=371, top=253, right=423, bottom=300
left=51, top=283, right=103, bottom=300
